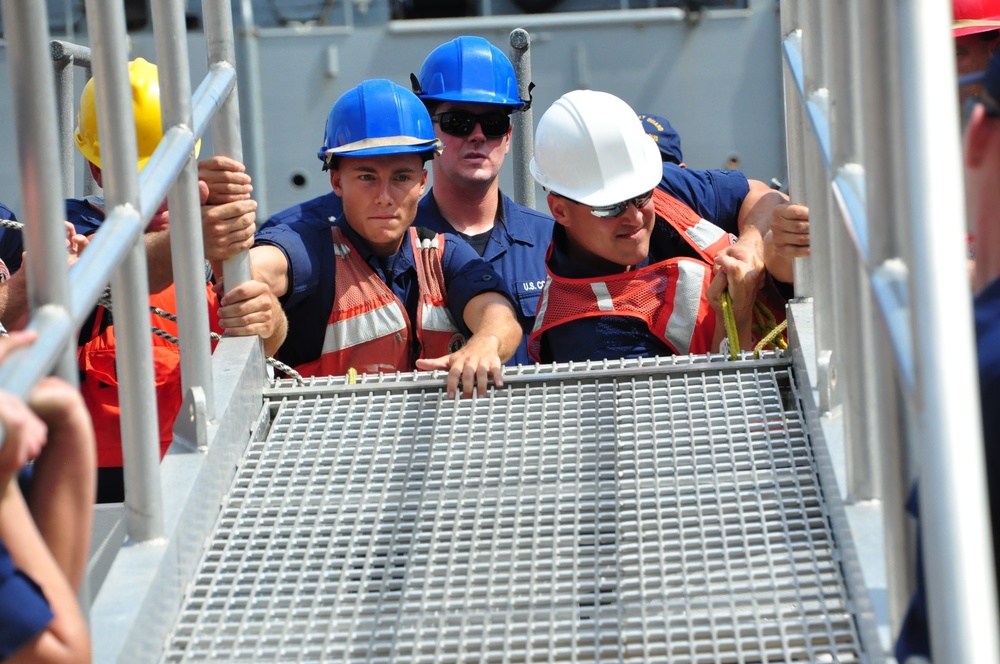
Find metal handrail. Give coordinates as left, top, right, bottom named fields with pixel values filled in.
left=779, top=0, right=1000, bottom=660
left=0, top=0, right=247, bottom=545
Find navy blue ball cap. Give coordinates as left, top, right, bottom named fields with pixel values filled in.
left=960, top=47, right=1000, bottom=101
left=637, top=113, right=683, bottom=164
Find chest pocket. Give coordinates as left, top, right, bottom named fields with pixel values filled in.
left=516, top=279, right=547, bottom=321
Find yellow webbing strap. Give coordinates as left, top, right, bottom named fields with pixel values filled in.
left=720, top=290, right=740, bottom=361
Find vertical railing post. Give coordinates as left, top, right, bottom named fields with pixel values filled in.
left=2, top=1, right=77, bottom=386
left=151, top=0, right=216, bottom=423
left=897, top=0, right=1000, bottom=661
left=203, top=0, right=252, bottom=290
left=236, top=0, right=269, bottom=220
left=856, top=0, right=914, bottom=631
left=85, top=0, right=164, bottom=543
left=51, top=45, right=76, bottom=200
left=778, top=0, right=812, bottom=297
left=509, top=28, right=535, bottom=210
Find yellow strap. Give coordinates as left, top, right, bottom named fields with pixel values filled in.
left=720, top=290, right=739, bottom=360
left=347, top=368, right=358, bottom=385
left=753, top=319, right=789, bottom=359
left=723, top=292, right=789, bottom=361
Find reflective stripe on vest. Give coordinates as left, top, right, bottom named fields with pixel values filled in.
left=296, top=226, right=461, bottom=378
left=652, top=188, right=735, bottom=262
left=527, top=244, right=716, bottom=361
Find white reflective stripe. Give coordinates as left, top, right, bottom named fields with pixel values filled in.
left=333, top=242, right=350, bottom=259
left=685, top=218, right=728, bottom=251
left=590, top=282, right=615, bottom=312
left=416, top=236, right=440, bottom=250
left=422, top=303, right=459, bottom=332
left=532, top=280, right=551, bottom=333
left=321, top=301, right=407, bottom=351
left=665, top=261, right=706, bottom=353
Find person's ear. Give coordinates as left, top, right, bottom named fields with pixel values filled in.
left=418, top=168, right=428, bottom=195
left=89, top=162, right=103, bottom=188
left=547, top=192, right=572, bottom=229
left=330, top=169, right=343, bottom=197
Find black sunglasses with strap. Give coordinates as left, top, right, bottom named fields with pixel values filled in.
left=431, top=110, right=511, bottom=139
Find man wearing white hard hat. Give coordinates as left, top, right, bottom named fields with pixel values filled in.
left=527, top=89, right=788, bottom=363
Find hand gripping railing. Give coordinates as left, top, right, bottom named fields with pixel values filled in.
left=0, top=0, right=249, bottom=546
left=780, top=0, right=1000, bottom=661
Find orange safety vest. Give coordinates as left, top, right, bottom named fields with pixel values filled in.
left=653, top=188, right=789, bottom=347
left=294, top=226, right=466, bottom=378
left=527, top=249, right=717, bottom=360
left=528, top=188, right=788, bottom=360
left=78, top=284, right=222, bottom=468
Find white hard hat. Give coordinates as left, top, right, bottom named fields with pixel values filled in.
left=530, top=89, right=662, bottom=206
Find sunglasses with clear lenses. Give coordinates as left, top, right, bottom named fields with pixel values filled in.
left=557, top=189, right=655, bottom=219
left=431, top=111, right=511, bottom=139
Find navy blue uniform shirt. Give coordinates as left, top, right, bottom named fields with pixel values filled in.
left=416, top=189, right=554, bottom=365
left=896, top=276, right=1000, bottom=661
left=0, top=538, right=54, bottom=659
left=255, top=209, right=513, bottom=370
left=0, top=202, right=22, bottom=277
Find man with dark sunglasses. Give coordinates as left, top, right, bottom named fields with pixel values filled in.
left=202, top=80, right=523, bottom=398
left=527, top=90, right=792, bottom=363
left=411, top=36, right=555, bottom=366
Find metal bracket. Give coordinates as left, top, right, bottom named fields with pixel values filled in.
left=817, top=349, right=839, bottom=413
left=173, top=385, right=208, bottom=452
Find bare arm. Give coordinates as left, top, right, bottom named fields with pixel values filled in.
left=764, top=202, right=810, bottom=283
left=415, top=291, right=521, bottom=398
left=0, top=272, right=29, bottom=330
left=736, top=179, right=792, bottom=280
left=0, top=370, right=92, bottom=663
left=248, top=244, right=291, bottom=299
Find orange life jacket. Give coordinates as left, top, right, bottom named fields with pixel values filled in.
left=653, top=188, right=789, bottom=348
left=527, top=188, right=788, bottom=360
left=527, top=249, right=717, bottom=360
left=294, top=226, right=466, bottom=378
left=78, top=284, right=222, bottom=468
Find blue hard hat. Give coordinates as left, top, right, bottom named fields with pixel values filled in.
left=317, top=79, right=442, bottom=165
left=412, top=36, right=526, bottom=110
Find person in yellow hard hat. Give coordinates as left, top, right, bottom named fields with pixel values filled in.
left=70, top=57, right=285, bottom=503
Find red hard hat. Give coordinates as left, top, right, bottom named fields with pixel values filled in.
left=954, top=0, right=1000, bottom=37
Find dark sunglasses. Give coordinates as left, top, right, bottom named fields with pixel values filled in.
left=556, top=189, right=655, bottom=219
left=431, top=111, right=511, bottom=139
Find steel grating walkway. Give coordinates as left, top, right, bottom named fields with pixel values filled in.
left=161, top=356, right=866, bottom=663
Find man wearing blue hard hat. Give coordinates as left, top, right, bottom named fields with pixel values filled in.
left=410, top=36, right=554, bottom=366
left=214, top=79, right=522, bottom=397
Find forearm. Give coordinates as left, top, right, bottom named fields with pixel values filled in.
left=0, top=273, right=29, bottom=330
left=764, top=231, right=795, bottom=283
left=25, top=380, right=95, bottom=592
left=249, top=245, right=290, bottom=298
left=0, top=483, right=91, bottom=664
left=465, top=293, right=521, bottom=363
left=262, top=306, right=288, bottom=357
left=738, top=180, right=787, bottom=240
left=145, top=229, right=175, bottom=294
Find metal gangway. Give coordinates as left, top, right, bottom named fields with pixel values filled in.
left=0, top=0, right=996, bottom=661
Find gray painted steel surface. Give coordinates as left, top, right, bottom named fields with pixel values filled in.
left=161, top=356, right=869, bottom=662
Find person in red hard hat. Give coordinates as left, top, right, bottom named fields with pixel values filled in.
left=954, top=0, right=1000, bottom=102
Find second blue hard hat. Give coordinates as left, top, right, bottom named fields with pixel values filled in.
left=413, top=36, right=526, bottom=110
left=317, top=79, right=442, bottom=165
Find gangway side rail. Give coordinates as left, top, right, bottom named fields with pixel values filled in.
left=780, top=0, right=1000, bottom=659
left=90, top=337, right=268, bottom=663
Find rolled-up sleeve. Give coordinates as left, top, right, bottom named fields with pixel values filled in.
left=254, top=220, right=332, bottom=310
left=441, top=235, right=515, bottom=335
left=0, top=539, right=53, bottom=660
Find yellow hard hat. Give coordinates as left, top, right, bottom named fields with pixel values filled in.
left=74, top=57, right=200, bottom=171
